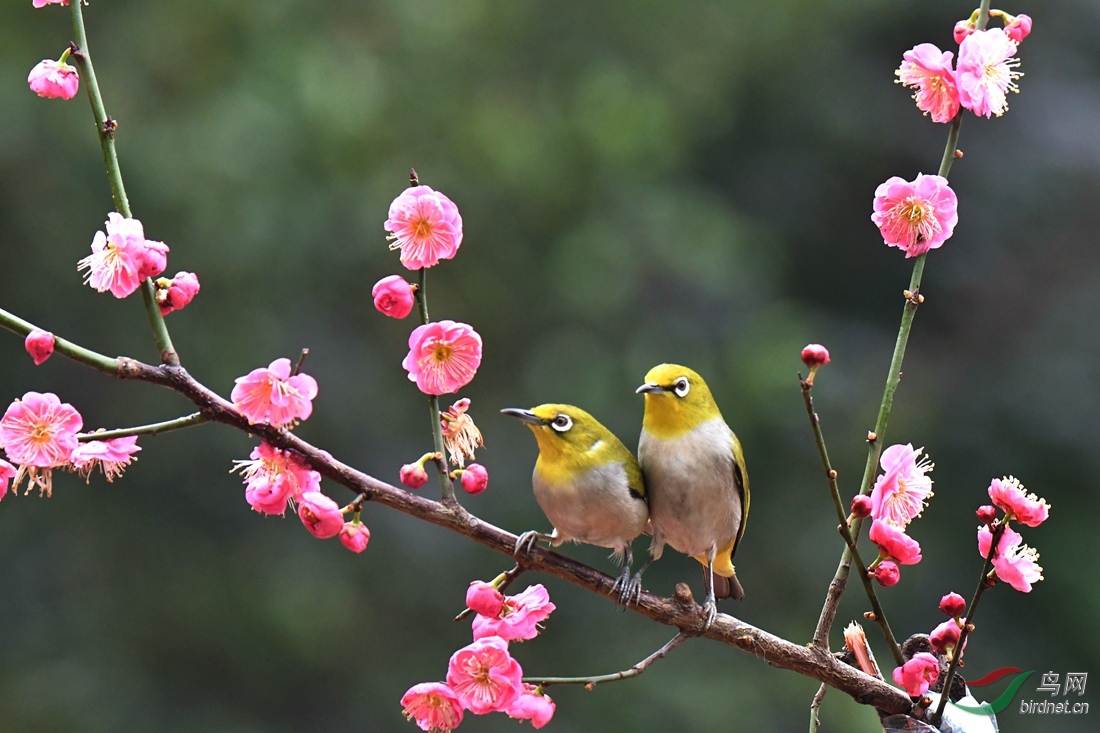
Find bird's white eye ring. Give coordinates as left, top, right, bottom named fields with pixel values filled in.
left=673, top=378, right=690, bottom=398
left=551, top=414, right=573, bottom=432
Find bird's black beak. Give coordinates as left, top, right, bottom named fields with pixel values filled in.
left=500, top=408, right=546, bottom=425
left=636, top=382, right=668, bottom=395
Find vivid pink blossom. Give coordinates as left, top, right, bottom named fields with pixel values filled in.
left=403, top=321, right=483, bottom=395
left=233, top=442, right=321, bottom=515
left=939, top=592, right=967, bottom=618
left=1003, top=13, right=1033, bottom=44
left=385, top=185, right=463, bottom=270
left=896, top=44, right=960, bottom=124
left=297, top=491, right=345, bottom=539
left=869, top=520, right=922, bottom=565
left=24, top=329, right=55, bottom=365
left=957, top=28, right=1021, bottom=118
left=977, top=524, right=1018, bottom=559
left=472, top=584, right=555, bottom=642
left=507, top=684, right=556, bottom=729
left=987, top=476, right=1049, bottom=527
left=401, top=682, right=464, bottom=732
left=892, top=652, right=940, bottom=697
left=976, top=504, right=998, bottom=525
left=0, top=459, right=15, bottom=501
left=930, top=618, right=965, bottom=655
left=800, top=344, right=830, bottom=369
left=851, top=494, right=872, bottom=518
left=372, top=275, right=416, bottom=319
left=27, top=59, right=79, bottom=100
left=231, top=358, right=318, bottom=428
left=446, top=636, right=524, bottom=714
left=400, top=462, right=430, bottom=489
left=441, top=398, right=483, bottom=467
left=339, top=521, right=370, bottom=553
left=156, top=271, right=201, bottom=315
left=954, top=19, right=976, bottom=44
left=70, top=436, right=141, bottom=482
left=0, top=392, right=82, bottom=497
left=33, top=0, right=70, bottom=6
left=872, top=560, right=900, bottom=587
left=460, top=463, right=489, bottom=495
left=870, top=444, right=934, bottom=527
left=466, top=580, right=505, bottom=618
left=78, top=213, right=170, bottom=299
left=872, top=174, right=958, bottom=258
left=978, top=526, right=1043, bottom=592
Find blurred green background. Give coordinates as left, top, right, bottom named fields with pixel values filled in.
left=1, top=1, right=1095, bottom=731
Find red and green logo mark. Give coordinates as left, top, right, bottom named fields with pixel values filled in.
left=952, top=667, right=1033, bottom=715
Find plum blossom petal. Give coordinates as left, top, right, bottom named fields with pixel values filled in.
left=0, top=392, right=82, bottom=497
left=446, top=636, right=523, bottom=714
left=870, top=444, right=934, bottom=527
left=930, top=618, right=966, bottom=656
left=232, top=441, right=321, bottom=515
left=403, top=321, right=483, bottom=395
left=33, top=0, right=71, bottom=6
left=70, top=436, right=141, bottom=482
left=401, top=682, right=464, bottom=732
left=872, top=174, right=958, bottom=258
left=987, top=476, right=1049, bottom=527
left=0, top=459, right=16, bottom=501
left=297, top=491, right=344, bottom=539
left=957, top=28, right=1021, bottom=118
left=893, top=652, right=940, bottom=697
left=507, top=684, right=556, bottom=728
left=385, top=185, right=463, bottom=270
left=1003, top=13, right=1032, bottom=44
left=472, top=584, right=555, bottom=642
left=27, top=58, right=79, bottom=99
left=231, top=358, right=319, bottom=428
left=978, top=526, right=1043, bottom=592
left=896, top=44, right=960, bottom=123
left=869, top=520, right=922, bottom=565
left=78, top=213, right=170, bottom=299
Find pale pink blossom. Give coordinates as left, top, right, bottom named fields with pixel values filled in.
left=232, top=442, right=320, bottom=515
left=939, top=592, right=966, bottom=618
left=441, top=398, right=483, bottom=467
left=156, top=271, right=200, bottom=315
left=339, top=521, right=370, bottom=553
left=460, top=464, right=489, bottom=495
left=978, top=526, right=1043, bottom=592
left=70, top=436, right=141, bottom=482
left=78, top=213, right=170, bottom=299
left=385, top=185, right=463, bottom=270
left=872, top=174, right=958, bottom=258
left=987, top=476, right=1049, bottom=527
left=896, top=44, right=960, bottom=123
left=466, top=581, right=505, bottom=618
left=957, top=28, right=1021, bottom=118
left=0, top=392, right=82, bottom=497
left=930, top=618, right=965, bottom=656
left=403, top=321, right=483, bottom=395
left=892, top=652, right=940, bottom=697
left=24, top=329, right=55, bottom=365
left=400, top=462, right=430, bottom=489
left=27, top=59, right=79, bottom=100
left=446, top=636, right=523, bottom=714
left=507, top=684, right=556, bottom=728
left=870, top=444, right=934, bottom=527
left=872, top=560, right=900, bottom=587
left=298, top=491, right=345, bottom=539
left=372, top=275, right=416, bottom=319
left=1003, top=13, right=1033, bottom=44
left=472, top=584, right=555, bottom=642
left=869, top=520, right=922, bottom=565
left=401, top=682, right=464, bottom=732
left=0, top=459, right=15, bottom=501
left=33, top=0, right=70, bottom=6
left=231, top=358, right=318, bottom=427
left=977, top=524, right=1018, bottom=559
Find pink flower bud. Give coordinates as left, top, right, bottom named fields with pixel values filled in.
left=939, top=592, right=967, bottom=618
left=136, top=239, right=170, bottom=281
left=873, top=560, right=900, bottom=587
left=27, top=58, right=79, bottom=100
left=466, top=580, right=505, bottom=618
left=157, top=271, right=201, bottom=315
left=954, top=20, right=975, bottom=44
left=400, top=463, right=429, bottom=489
left=892, top=652, right=940, bottom=697
left=33, top=0, right=71, bottom=7
left=461, top=463, right=489, bottom=494
left=24, top=329, right=55, bottom=366
left=372, top=275, right=416, bottom=319
left=930, top=618, right=963, bottom=655
left=339, top=521, right=370, bottom=553
left=976, top=504, right=998, bottom=525
left=297, top=491, right=344, bottom=539
left=850, top=494, right=872, bottom=518
left=801, top=344, right=830, bottom=370
left=1004, top=13, right=1032, bottom=44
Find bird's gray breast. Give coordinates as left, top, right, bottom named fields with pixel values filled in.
left=532, top=462, right=648, bottom=551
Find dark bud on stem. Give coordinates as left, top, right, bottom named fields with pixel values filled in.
left=976, top=505, right=998, bottom=525
left=851, top=494, right=873, bottom=518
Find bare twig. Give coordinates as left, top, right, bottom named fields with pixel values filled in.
left=809, top=682, right=827, bottom=733
left=524, top=632, right=690, bottom=688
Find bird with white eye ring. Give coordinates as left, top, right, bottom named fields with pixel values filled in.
left=502, top=404, right=649, bottom=606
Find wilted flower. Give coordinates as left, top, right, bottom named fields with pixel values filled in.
left=893, top=652, right=940, bottom=697
left=896, top=44, right=960, bottom=123
left=446, top=636, right=524, bottom=714
left=870, top=444, right=934, bottom=527
left=403, top=321, right=483, bottom=395
left=24, top=329, right=55, bottom=366
left=957, top=28, right=1021, bottom=118
left=231, top=358, right=318, bottom=428
left=401, top=682, right=464, bottom=732
left=472, top=584, right=555, bottom=642
left=385, top=185, right=463, bottom=270
left=69, top=436, right=141, bottom=482
left=441, top=398, right=484, bottom=467
left=988, top=476, right=1049, bottom=527
left=872, top=174, right=958, bottom=258
left=27, top=58, right=79, bottom=100
left=0, top=392, right=82, bottom=497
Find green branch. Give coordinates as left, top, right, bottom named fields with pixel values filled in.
left=415, top=263, right=457, bottom=505
left=78, top=412, right=208, bottom=442
left=0, top=306, right=118, bottom=374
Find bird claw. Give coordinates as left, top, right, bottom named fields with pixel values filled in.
left=514, top=530, right=542, bottom=556
left=701, top=599, right=718, bottom=631
left=611, top=567, right=640, bottom=609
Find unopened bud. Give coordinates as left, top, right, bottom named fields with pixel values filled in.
left=400, top=463, right=429, bottom=489
left=976, top=505, right=998, bottom=525
left=24, top=328, right=55, bottom=366
left=939, top=592, right=967, bottom=618
left=460, top=463, right=489, bottom=495
left=851, top=494, right=873, bottom=518
left=801, top=343, right=831, bottom=370
left=954, top=149, right=964, bottom=159
left=872, top=560, right=900, bottom=587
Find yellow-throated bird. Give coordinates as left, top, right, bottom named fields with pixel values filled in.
left=636, top=364, right=749, bottom=627
left=502, top=404, right=649, bottom=605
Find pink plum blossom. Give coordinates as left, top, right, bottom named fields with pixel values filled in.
left=0, top=459, right=15, bottom=501
left=872, top=174, right=958, bottom=258
left=467, top=581, right=506, bottom=618
left=460, top=463, right=489, bottom=495
left=978, top=526, right=1043, bottom=592
left=27, top=59, right=79, bottom=100
left=339, top=521, right=370, bottom=553
left=872, top=560, right=900, bottom=587
left=297, top=491, right=345, bottom=539
left=33, top=0, right=70, bottom=6
left=957, top=28, right=1021, bottom=118
left=987, top=476, right=1049, bottom=527
left=896, top=44, right=960, bottom=123
left=401, top=682, right=464, bottom=732
left=892, top=652, right=940, bottom=697
left=78, top=213, right=170, bottom=299
left=403, top=321, right=483, bottom=395
left=954, top=19, right=976, bottom=44
left=70, top=436, right=141, bottom=482
left=385, top=185, right=463, bottom=270
left=1003, top=13, right=1033, bottom=44
left=869, top=520, right=922, bottom=565
left=939, top=592, right=967, bottom=618
left=233, top=442, right=321, bottom=515
left=930, top=618, right=965, bottom=656
left=472, top=584, right=555, bottom=642
left=507, top=684, right=556, bottom=728
left=446, top=636, right=524, bottom=714
left=156, top=271, right=200, bottom=315
left=441, top=398, right=483, bottom=467
left=400, top=462, right=429, bottom=489
left=870, top=444, right=934, bottom=528
left=0, top=392, right=82, bottom=497
left=372, top=275, right=416, bottom=319
left=231, top=358, right=319, bottom=428
left=24, top=329, right=55, bottom=365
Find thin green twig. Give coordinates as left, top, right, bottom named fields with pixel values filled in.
left=77, top=412, right=208, bottom=442
left=0, top=307, right=118, bottom=374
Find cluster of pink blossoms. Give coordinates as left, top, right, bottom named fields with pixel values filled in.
left=976, top=476, right=1048, bottom=592
left=402, top=582, right=556, bottom=731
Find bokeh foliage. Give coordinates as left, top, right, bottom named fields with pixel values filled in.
left=1, top=1, right=1097, bottom=731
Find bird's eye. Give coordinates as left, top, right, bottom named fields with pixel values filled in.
left=673, top=378, right=690, bottom=398
left=551, top=414, right=573, bottom=432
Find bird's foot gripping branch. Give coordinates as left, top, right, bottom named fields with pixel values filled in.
left=3, top=1, right=1048, bottom=732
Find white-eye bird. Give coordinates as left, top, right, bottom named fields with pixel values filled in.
left=502, top=404, right=649, bottom=605
left=636, top=364, right=750, bottom=627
